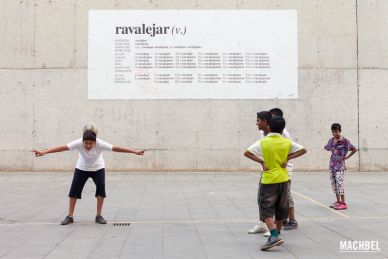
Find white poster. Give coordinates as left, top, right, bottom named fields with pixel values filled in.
left=88, top=10, right=298, bottom=99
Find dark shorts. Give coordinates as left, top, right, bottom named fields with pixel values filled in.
left=69, top=168, right=106, bottom=199
left=257, top=181, right=263, bottom=221
left=259, top=181, right=289, bottom=222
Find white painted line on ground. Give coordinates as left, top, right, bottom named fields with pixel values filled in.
left=247, top=171, right=350, bottom=218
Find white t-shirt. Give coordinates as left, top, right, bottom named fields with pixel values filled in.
left=67, top=138, right=113, bottom=171
left=257, top=128, right=294, bottom=175
left=248, top=133, right=304, bottom=158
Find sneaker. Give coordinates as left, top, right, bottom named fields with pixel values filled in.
left=95, top=215, right=107, bottom=224
left=248, top=224, right=267, bottom=234
left=334, top=202, right=347, bottom=210
left=60, top=215, right=74, bottom=225
left=330, top=201, right=340, bottom=208
left=283, top=220, right=298, bottom=230
left=261, top=236, right=284, bottom=251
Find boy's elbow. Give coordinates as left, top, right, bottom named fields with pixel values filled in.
left=244, top=151, right=251, bottom=157
left=299, top=148, right=307, bottom=155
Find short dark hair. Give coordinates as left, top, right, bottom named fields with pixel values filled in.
left=269, top=108, right=283, bottom=117
left=257, top=111, right=272, bottom=124
left=331, top=123, right=341, bottom=131
left=83, top=130, right=97, bottom=142
left=269, top=116, right=286, bottom=134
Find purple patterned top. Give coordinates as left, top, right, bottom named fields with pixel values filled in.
left=324, top=137, right=356, bottom=172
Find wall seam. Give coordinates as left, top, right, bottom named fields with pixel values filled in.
left=356, top=0, right=361, bottom=171
left=32, top=0, right=37, bottom=172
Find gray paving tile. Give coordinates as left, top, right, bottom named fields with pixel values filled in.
left=0, top=172, right=388, bottom=258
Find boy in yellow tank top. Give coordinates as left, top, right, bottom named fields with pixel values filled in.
left=244, top=116, right=306, bottom=251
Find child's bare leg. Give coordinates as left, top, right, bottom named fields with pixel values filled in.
left=336, top=194, right=341, bottom=202
left=288, top=207, right=296, bottom=221
left=97, top=196, right=104, bottom=216
left=275, top=219, right=283, bottom=233
left=340, top=195, right=345, bottom=203
left=264, top=217, right=276, bottom=230
left=68, top=197, right=77, bottom=217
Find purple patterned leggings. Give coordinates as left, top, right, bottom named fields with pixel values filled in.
left=330, top=170, right=345, bottom=195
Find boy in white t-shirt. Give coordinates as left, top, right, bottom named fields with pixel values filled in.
left=32, top=126, right=145, bottom=225
left=247, top=111, right=272, bottom=235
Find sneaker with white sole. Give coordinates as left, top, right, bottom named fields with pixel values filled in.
left=248, top=223, right=267, bottom=234
left=261, top=236, right=284, bottom=251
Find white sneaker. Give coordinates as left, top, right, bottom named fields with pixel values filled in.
left=248, top=224, right=267, bottom=234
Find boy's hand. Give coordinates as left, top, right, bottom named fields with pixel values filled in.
left=134, top=150, right=145, bottom=156
left=32, top=149, right=46, bottom=157
left=281, top=161, right=288, bottom=168
left=260, top=162, right=268, bottom=171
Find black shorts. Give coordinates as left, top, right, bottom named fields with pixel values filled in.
left=69, top=168, right=106, bottom=199
left=257, top=175, right=263, bottom=221
left=259, top=181, right=289, bottom=222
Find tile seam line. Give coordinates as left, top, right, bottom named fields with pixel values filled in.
left=3, top=215, right=388, bottom=226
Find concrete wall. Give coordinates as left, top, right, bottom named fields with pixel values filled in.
left=0, top=0, right=386, bottom=172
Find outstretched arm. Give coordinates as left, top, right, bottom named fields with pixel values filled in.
left=112, top=146, right=145, bottom=156
left=32, top=145, right=69, bottom=157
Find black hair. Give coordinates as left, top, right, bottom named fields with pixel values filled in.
left=83, top=130, right=97, bottom=142
left=269, top=108, right=283, bottom=117
left=269, top=116, right=286, bottom=134
left=331, top=123, right=342, bottom=131
left=257, top=111, right=272, bottom=124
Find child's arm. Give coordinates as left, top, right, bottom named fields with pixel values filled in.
left=345, top=149, right=357, bottom=160
left=112, top=146, right=145, bottom=156
left=32, top=145, right=69, bottom=157
left=244, top=151, right=268, bottom=171
left=324, top=138, right=333, bottom=151
left=344, top=140, right=358, bottom=160
left=282, top=148, right=307, bottom=167
left=287, top=148, right=307, bottom=160
left=282, top=141, right=307, bottom=167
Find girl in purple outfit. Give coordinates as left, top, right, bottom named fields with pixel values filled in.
left=324, top=123, right=358, bottom=210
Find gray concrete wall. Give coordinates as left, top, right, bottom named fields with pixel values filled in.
left=0, top=0, right=386, bottom=172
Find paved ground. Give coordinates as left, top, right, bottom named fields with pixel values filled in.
left=0, top=171, right=387, bottom=259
